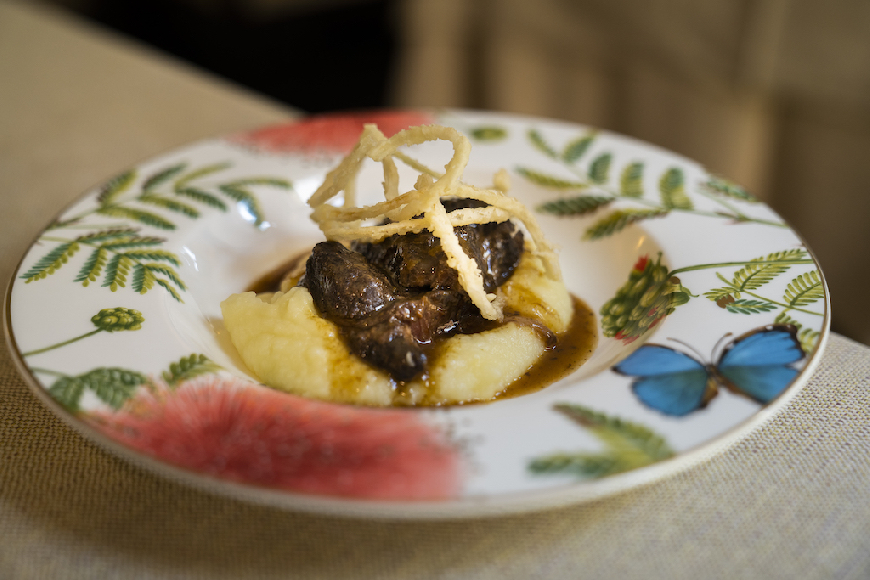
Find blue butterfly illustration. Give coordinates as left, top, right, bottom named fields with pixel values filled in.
left=613, top=324, right=805, bottom=417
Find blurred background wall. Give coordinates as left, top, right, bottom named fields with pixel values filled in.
left=42, top=0, right=870, bottom=344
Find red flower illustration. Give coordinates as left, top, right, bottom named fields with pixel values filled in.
left=632, top=256, right=650, bottom=273
left=88, top=377, right=462, bottom=500
left=232, top=111, right=435, bottom=155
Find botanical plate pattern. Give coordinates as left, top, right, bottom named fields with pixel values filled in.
left=6, top=110, right=829, bottom=518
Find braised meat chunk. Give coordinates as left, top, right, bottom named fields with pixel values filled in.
left=302, top=201, right=525, bottom=381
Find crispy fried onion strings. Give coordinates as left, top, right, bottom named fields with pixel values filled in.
left=308, top=123, right=561, bottom=320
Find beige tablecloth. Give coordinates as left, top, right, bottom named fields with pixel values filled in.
left=2, top=2, right=869, bottom=579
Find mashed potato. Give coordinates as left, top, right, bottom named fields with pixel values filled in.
left=221, top=252, right=572, bottom=406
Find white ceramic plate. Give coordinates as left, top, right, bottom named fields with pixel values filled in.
left=6, top=110, right=830, bottom=518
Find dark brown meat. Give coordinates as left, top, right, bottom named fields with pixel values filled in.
left=302, top=200, right=525, bottom=381
left=303, top=241, right=398, bottom=320
left=342, top=290, right=470, bottom=381
left=352, top=198, right=524, bottom=293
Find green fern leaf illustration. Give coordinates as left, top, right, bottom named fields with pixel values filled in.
left=219, top=184, right=264, bottom=226
left=97, top=170, right=137, bottom=206
left=703, top=176, right=758, bottom=202
left=86, top=367, right=147, bottom=409
left=142, top=163, right=187, bottom=192
left=117, top=249, right=180, bottom=265
left=130, top=263, right=185, bottom=300
left=529, top=404, right=674, bottom=478
left=225, top=177, right=292, bottom=189
left=101, top=236, right=165, bottom=250
left=729, top=249, right=807, bottom=292
left=705, top=273, right=740, bottom=301
left=556, top=404, right=674, bottom=461
left=154, top=279, right=183, bottom=302
left=469, top=126, right=507, bottom=141
left=659, top=167, right=692, bottom=209
left=620, top=162, right=645, bottom=198
left=20, top=242, right=80, bottom=282
left=537, top=196, right=613, bottom=216
left=173, top=162, right=232, bottom=189
left=131, top=263, right=147, bottom=293
left=798, top=327, right=819, bottom=355
left=561, top=133, right=595, bottom=163
left=131, top=264, right=153, bottom=294
left=138, top=194, right=200, bottom=218
left=705, top=287, right=738, bottom=304
left=75, top=229, right=140, bottom=244
left=583, top=209, right=668, bottom=240
left=528, top=453, right=621, bottom=478
left=175, top=187, right=228, bottom=210
left=588, top=153, right=612, bottom=184
left=48, top=367, right=146, bottom=412
left=102, top=254, right=133, bottom=290
left=515, top=167, right=588, bottom=190
left=774, top=311, right=799, bottom=326
left=162, top=354, right=222, bottom=387
left=141, top=263, right=186, bottom=290
left=48, top=377, right=87, bottom=412
left=784, top=271, right=824, bottom=308
left=96, top=206, right=176, bottom=230
left=74, top=246, right=108, bottom=286
left=527, top=128, right=557, bottom=158
left=725, top=299, right=778, bottom=315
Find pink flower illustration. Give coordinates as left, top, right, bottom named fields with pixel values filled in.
left=232, top=111, right=435, bottom=155
left=88, top=377, right=462, bottom=500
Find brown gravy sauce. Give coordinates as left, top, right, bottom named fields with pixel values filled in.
left=247, top=252, right=309, bottom=294
left=494, top=295, right=596, bottom=401
left=245, top=254, right=597, bottom=406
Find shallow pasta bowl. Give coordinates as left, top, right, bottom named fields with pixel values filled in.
left=5, top=110, right=830, bottom=518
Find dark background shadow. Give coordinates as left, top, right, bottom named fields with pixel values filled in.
left=68, top=0, right=398, bottom=114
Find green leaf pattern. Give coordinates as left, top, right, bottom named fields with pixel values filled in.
left=620, top=162, right=644, bottom=197
left=587, top=153, right=612, bottom=184
left=536, top=196, right=613, bottom=216
left=527, top=128, right=558, bottom=159
left=725, top=299, right=779, bottom=315
left=784, top=271, right=824, bottom=308
left=49, top=368, right=146, bottom=412
left=24, top=161, right=292, bottom=300
left=20, top=242, right=80, bottom=282
left=162, top=354, right=223, bottom=387
left=561, top=133, right=596, bottom=163
left=520, top=127, right=783, bottom=240
left=515, top=167, right=587, bottom=190
left=44, top=354, right=221, bottom=412
left=529, top=404, right=674, bottom=479
left=583, top=209, right=668, bottom=240
left=97, top=170, right=136, bottom=205
left=74, top=246, right=108, bottom=285
left=658, top=168, right=692, bottom=210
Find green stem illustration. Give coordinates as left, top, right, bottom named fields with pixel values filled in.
left=695, top=187, right=748, bottom=220
left=23, top=330, right=103, bottom=357
left=23, top=308, right=145, bottom=358
left=741, top=291, right=823, bottom=317
left=47, top=223, right=134, bottom=231
left=669, top=259, right=815, bottom=276
left=29, top=367, right=67, bottom=377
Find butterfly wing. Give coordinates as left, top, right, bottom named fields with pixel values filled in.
left=717, top=325, right=804, bottom=403
left=614, top=345, right=711, bottom=417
